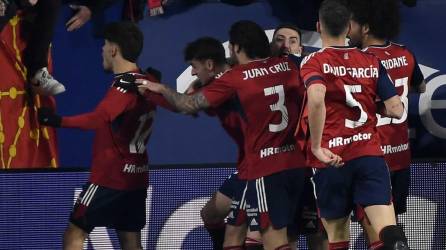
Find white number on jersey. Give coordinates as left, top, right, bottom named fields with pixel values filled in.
left=129, top=111, right=154, bottom=154
left=377, top=77, right=408, bottom=126
left=264, top=85, right=289, bottom=132
left=344, top=85, right=368, bottom=128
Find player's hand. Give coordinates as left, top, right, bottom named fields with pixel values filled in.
left=38, top=107, right=61, bottom=127
left=311, top=147, right=344, bottom=167
left=114, top=74, right=139, bottom=93
left=66, top=5, right=92, bottom=32
left=136, top=79, right=165, bottom=95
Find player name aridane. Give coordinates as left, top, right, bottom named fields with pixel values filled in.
left=242, top=62, right=291, bottom=80
left=328, top=132, right=372, bottom=148
left=122, top=164, right=149, bottom=173
left=381, top=143, right=409, bottom=155
left=380, top=56, right=408, bottom=70
left=323, top=63, right=378, bottom=78
left=260, top=144, right=295, bottom=158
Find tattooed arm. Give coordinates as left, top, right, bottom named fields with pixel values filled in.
left=138, top=80, right=209, bottom=115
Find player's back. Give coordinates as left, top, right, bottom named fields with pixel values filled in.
left=301, top=46, right=384, bottom=165
left=219, top=56, right=306, bottom=179
left=364, top=42, right=420, bottom=170
left=89, top=72, right=157, bottom=190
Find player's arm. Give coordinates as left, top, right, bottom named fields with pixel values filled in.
left=38, top=88, right=134, bottom=129
left=138, top=80, right=209, bottom=115
left=377, top=64, right=404, bottom=119
left=307, top=83, right=326, bottom=151
left=410, top=57, right=426, bottom=93
left=301, top=59, right=343, bottom=167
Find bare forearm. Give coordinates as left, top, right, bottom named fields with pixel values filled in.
left=308, top=100, right=325, bottom=149
left=159, top=85, right=209, bottom=114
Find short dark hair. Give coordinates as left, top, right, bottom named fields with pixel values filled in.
left=273, top=23, right=302, bottom=45
left=103, top=21, right=143, bottom=63
left=319, top=0, right=351, bottom=37
left=348, top=0, right=400, bottom=40
left=184, top=37, right=226, bottom=66
left=229, top=20, right=271, bottom=59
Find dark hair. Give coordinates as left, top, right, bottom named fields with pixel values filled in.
left=184, top=37, right=226, bottom=66
left=103, top=21, right=143, bottom=63
left=348, top=0, right=400, bottom=40
left=273, top=23, right=302, bottom=45
left=319, top=0, right=351, bottom=37
left=229, top=20, right=271, bottom=59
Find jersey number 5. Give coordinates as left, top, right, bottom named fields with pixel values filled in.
left=264, top=85, right=289, bottom=132
left=344, top=84, right=368, bottom=128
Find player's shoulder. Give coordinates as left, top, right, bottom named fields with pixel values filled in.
left=300, top=50, right=322, bottom=67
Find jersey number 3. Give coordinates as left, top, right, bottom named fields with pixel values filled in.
left=264, top=85, right=289, bottom=132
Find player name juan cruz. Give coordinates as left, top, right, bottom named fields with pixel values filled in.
left=242, top=62, right=291, bottom=80
left=323, top=63, right=378, bottom=78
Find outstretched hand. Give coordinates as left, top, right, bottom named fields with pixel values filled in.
left=135, top=79, right=165, bottom=95
left=66, top=5, right=92, bottom=32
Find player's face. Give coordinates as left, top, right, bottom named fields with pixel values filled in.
left=102, top=40, right=113, bottom=72
left=190, top=59, right=214, bottom=85
left=271, top=28, right=302, bottom=56
left=348, top=20, right=364, bottom=48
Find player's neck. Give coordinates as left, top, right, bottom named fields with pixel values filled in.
left=363, top=36, right=387, bottom=48
left=112, top=60, right=139, bottom=74
left=321, top=35, right=347, bottom=48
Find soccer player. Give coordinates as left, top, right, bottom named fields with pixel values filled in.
left=300, top=1, right=408, bottom=250
left=271, top=23, right=328, bottom=250
left=37, top=21, right=170, bottom=250
left=179, top=37, right=246, bottom=250
left=347, top=0, right=426, bottom=248
left=140, top=20, right=307, bottom=250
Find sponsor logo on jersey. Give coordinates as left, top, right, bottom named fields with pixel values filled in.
left=328, top=133, right=372, bottom=148
left=122, top=164, right=149, bottom=173
left=381, top=143, right=409, bottom=155
left=260, top=144, right=296, bottom=158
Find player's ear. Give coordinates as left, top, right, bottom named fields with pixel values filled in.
left=205, top=59, right=214, bottom=71
left=316, top=21, right=321, bottom=34
left=362, top=24, right=370, bottom=36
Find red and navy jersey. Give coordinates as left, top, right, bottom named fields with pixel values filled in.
left=61, top=71, right=166, bottom=190
left=364, top=42, right=424, bottom=171
left=201, top=56, right=306, bottom=180
left=300, top=46, right=397, bottom=168
left=207, top=97, right=247, bottom=175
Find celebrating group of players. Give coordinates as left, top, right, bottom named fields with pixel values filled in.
left=37, top=0, right=425, bottom=249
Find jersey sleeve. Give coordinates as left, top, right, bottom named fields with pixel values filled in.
left=143, top=91, right=177, bottom=112
left=61, top=87, right=136, bottom=129
left=201, top=76, right=236, bottom=108
left=300, top=57, right=326, bottom=88
left=376, top=63, right=398, bottom=101
left=410, top=55, right=425, bottom=88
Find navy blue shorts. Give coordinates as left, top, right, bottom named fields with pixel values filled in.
left=390, top=168, right=410, bottom=215
left=227, top=168, right=306, bottom=232
left=312, top=156, right=392, bottom=219
left=289, top=173, right=320, bottom=236
left=219, top=171, right=245, bottom=199
left=70, top=183, right=147, bottom=233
